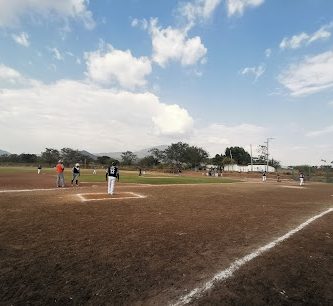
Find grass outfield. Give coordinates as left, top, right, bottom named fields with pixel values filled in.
left=0, top=166, right=237, bottom=185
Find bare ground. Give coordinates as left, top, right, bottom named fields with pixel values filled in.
left=0, top=172, right=332, bottom=305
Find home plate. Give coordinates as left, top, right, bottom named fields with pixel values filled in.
left=77, top=192, right=146, bottom=202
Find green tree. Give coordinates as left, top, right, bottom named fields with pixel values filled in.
left=212, top=154, right=224, bottom=167
left=270, top=158, right=281, bottom=169
left=0, top=154, right=20, bottom=163
left=222, top=156, right=235, bottom=165
left=60, top=148, right=92, bottom=166
left=256, top=145, right=267, bottom=164
left=256, top=145, right=280, bottom=168
left=19, top=153, right=38, bottom=163
left=164, top=142, right=189, bottom=170
left=97, top=155, right=112, bottom=165
left=41, top=148, right=60, bottom=166
left=185, top=146, right=208, bottom=168
left=149, top=148, right=166, bottom=164
left=225, top=147, right=251, bottom=165
left=138, top=155, right=159, bottom=168
left=121, top=151, right=137, bottom=165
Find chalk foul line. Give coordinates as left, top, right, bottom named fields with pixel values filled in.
left=0, top=188, right=65, bottom=193
left=171, top=207, right=333, bottom=306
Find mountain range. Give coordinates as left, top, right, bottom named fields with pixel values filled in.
left=0, top=149, right=10, bottom=156
left=0, top=146, right=167, bottom=160
left=95, top=145, right=168, bottom=160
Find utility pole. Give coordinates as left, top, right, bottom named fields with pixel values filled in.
left=265, top=138, right=274, bottom=172
left=250, top=144, right=253, bottom=172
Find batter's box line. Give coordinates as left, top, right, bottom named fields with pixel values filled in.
left=77, top=191, right=146, bottom=202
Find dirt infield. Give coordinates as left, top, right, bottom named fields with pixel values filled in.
left=0, top=172, right=332, bottom=305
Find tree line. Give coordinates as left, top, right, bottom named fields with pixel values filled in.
left=0, top=143, right=281, bottom=169
left=0, top=148, right=99, bottom=167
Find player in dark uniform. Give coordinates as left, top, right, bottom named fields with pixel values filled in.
left=107, top=162, right=119, bottom=195
left=71, top=163, right=80, bottom=186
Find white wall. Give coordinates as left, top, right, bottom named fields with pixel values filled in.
left=223, top=164, right=275, bottom=173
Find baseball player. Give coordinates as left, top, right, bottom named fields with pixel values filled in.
left=56, top=160, right=65, bottom=187
left=107, top=162, right=119, bottom=195
left=71, top=163, right=80, bottom=186
left=299, top=172, right=305, bottom=186
left=262, top=171, right=267, bottom=182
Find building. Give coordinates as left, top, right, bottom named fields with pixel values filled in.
left=223, top=164, right=275, bottom=173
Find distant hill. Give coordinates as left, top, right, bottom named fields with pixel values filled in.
left=96, top=145, right=168, bottom=160
left=0, top=149, right=10, bottom=156
left=79, top=150, right=98, bottom=160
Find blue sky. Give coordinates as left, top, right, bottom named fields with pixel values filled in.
left=0, top=0, right=332, bottom=166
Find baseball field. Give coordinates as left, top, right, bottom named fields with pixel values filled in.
left=0, top=168, right=332, bottom=305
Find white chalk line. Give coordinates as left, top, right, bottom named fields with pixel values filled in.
left=77, top=191, right=146, bottom=202
left=120, top=182, right=238, bottom=188
left=0, top=187, right=65, bottom=193
left=171, top=207, right=333, bottom=306
left=281, top=185, right=306, bottom=189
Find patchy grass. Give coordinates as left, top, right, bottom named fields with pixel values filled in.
left=0, top=167, right=237, bottom=185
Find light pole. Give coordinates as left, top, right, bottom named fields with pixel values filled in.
left=265, top=138, right=274, bottom=172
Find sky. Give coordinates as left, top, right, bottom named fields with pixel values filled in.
left=0, top=0, right=332, bottom=166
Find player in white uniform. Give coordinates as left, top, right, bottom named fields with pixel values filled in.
left=262, top=171, right=267, bottom=182
left=299, top=172, right=305, bottom=186
left=107, top=162, right=119, bottom=195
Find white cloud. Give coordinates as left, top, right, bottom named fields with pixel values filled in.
left=0, top=77, right=269, bottom=160
left=279, top=24, right=332, bottom=50
left=66, top=51, right=74, bottom=57
left=306, top=125, right=333, bottom=137
left=0, top=79, right=195, bottom=153
left=152, top=104, right=194, bottom=136
left=1, top=70, right=329, bottom=166
left=0, top=0, right=95, bottom=29
left=265, top=48, right=271, bottom=58
left=0, top=64, right=22, bottom=81
left=278, top=50, right=333, bottom=96
left=0, top=67, right=266, bottom=160
left=49, top=47, right=64, bottom=61
left=0, top=64, right=40, bottom=87
left=149, top=18, right=207, bottom=67
left=178, top=0, right=221, bottom=27
left=308, top=26, right=331, bottom=43
left=280, top=33, right=309, bottom=50
left=131, top=18, right=148, bottom=30
left=85, top=44, right=152, bottom=90
left=189, top=123, right=266, bottom=156
left=226, top=0, right=264, bottom=17
left=12, top=32, right=30, bottom=47
left=240, top=64, right=265, bottom=81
